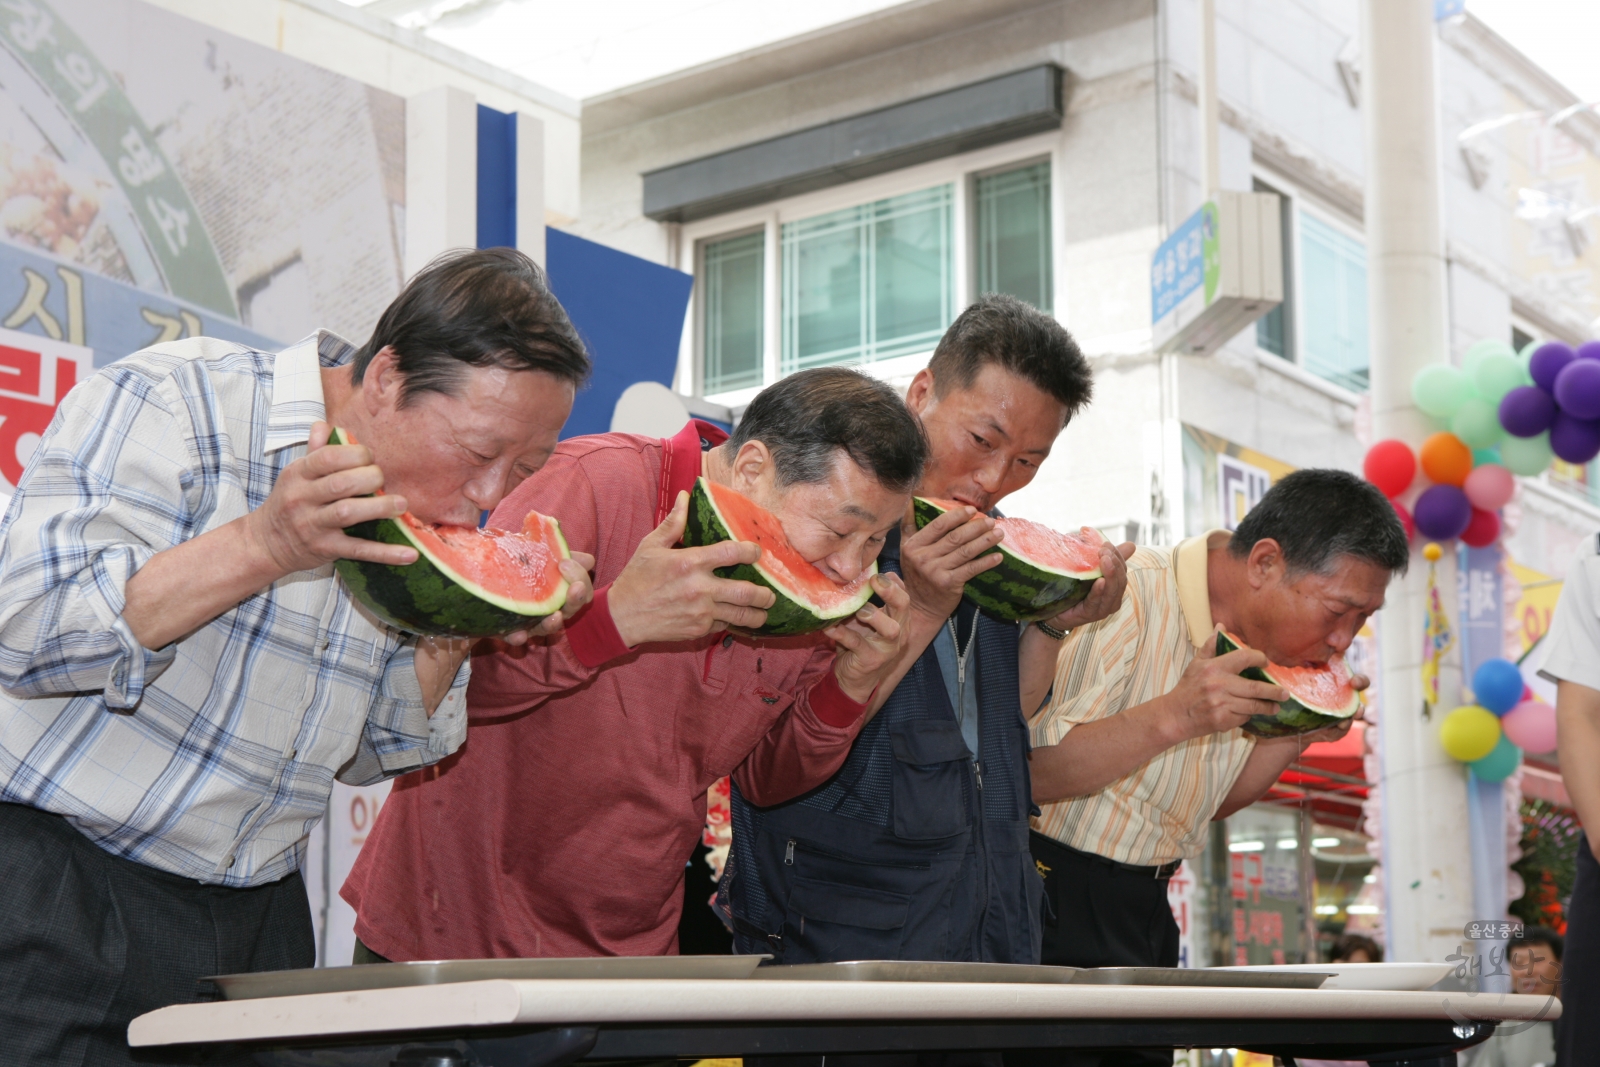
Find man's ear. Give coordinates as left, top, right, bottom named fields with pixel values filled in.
left=728, top=439, right=773, bottom=494
left=361, top=345, right=405, bottom=416
left=1245, top=537, right=1286, bottom=590
left=904, top=367, right=936, bottom=417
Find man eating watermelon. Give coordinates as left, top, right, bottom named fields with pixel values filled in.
left=723, top=294, right=1135, bottom=978
left=0, top=248, right=594, bottom=1061
left=1023, top=468, right=1407, bottom=1066
left=341, top=366, right=928, bottom=961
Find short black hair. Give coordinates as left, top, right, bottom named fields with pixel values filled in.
left=1514, top=926, right=1564, bottom=962
left=1329, top=932, right=1383, bottom=963
left=1230, top=469, right=1410, bottom=576
left=731, top=367, right=928, bottom=494
left=927, top=294, right=1093, bottom=420
left=353, top=247, right=590, bottom=405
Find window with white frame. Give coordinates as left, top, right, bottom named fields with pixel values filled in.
left=1254, top=177, right=1369, bottom=394
left=694, top=154, right=1053, bottom=400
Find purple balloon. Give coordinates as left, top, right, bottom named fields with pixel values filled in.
left=1579, top=340, right=1600, bottom=362
left=1414, top=484, right=1473, bottom=540
left=1530, top=342, right=1577, bottom=391
left=1499, top=385, right=1558, bottom=437
left=1556, top=359, right=1600, bottom=419
left=1550, top=411, right=1600, bottom=464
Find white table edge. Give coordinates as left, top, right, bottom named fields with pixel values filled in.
left=127, top=979, right=1561, bottom=1047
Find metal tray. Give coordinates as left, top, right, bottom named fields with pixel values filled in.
left=752, top=961, right=1081, bottom=983
left=204, top=954, right=772, bottom=1000
left=1075, top=967, right=1330, bottom=989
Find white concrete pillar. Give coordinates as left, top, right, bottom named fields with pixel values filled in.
left=405, top=85, right=478, bottom=278
left=1363, top=0, right=1474, bottom=965
left=515, top=111, right=547, bottom=268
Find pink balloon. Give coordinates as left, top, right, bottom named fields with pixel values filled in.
left=1463, top=464, right=1515, bottom=511
left=1502, top=700, right=1558, bottom=755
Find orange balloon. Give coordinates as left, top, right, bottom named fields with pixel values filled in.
left=1419, top=431, right=1473, bottom=486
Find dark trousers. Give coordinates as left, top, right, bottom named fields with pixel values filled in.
left=1010, top=831, right=1177, bottom=1067
left=1558, top=831, right=1599, bottom=1065
left=0, top=801, right=315, bottom=1066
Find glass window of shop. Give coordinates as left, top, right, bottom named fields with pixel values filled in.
left=700, top=229, right=766, bottom=396
left=1298, top=211, right=1369, bottom=392
left=974, top=160, right=1052, bottom=312
left=780, top=184, right=954, bottom=375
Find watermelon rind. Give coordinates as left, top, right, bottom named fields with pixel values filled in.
left=1215, top=631, right=1361, bottom=738
left=912, top=497, right=1101, bottom=623
left=327, top=427, right=571, bottom=637
left=681, top=476, right=875, bottom=637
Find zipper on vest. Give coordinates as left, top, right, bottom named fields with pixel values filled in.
left=785, top=838, right=795, bottom=865
left=974, top=759, right=984, bottom=792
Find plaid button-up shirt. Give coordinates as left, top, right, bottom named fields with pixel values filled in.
left=0, top=331, right=468, bottom=887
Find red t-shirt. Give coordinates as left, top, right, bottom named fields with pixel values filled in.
left=341, top=420, right=868, bottom=960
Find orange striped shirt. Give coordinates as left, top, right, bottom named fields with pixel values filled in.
left=1030, top=530, right=1255, bottom=865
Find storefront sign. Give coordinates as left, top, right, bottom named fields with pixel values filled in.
left=0, top=242, right=277, bottom=493
left=1152, top=192, right=1283, bottom=357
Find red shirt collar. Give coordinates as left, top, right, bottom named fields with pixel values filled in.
left=657, top=418, right=729, bottom=524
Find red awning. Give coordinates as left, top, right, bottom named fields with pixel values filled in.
left=1261, top=723, right=1370, bottom=830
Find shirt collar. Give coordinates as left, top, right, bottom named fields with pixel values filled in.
left=263, top=330, right=358, bottom=455
left=656, top=418, right=730, bottom=524
left=1172, top=528, right=1230, bottom=649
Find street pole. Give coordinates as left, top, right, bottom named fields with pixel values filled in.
left=1197, top=0, right=1220, bottom=199
left=1363, top=0, right=1474, bottom=965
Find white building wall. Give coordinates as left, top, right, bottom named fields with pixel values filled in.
left=139, top=0, right=582, bottom=224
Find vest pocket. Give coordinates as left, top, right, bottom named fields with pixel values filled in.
left=888, top=720, right=971, bottom=841
left=784, top=878, right=909, bottom=962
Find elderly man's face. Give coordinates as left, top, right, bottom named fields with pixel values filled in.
left=729, top=444, right=908, bottom=585
left=353, top=348, right=574, bottom=526
left=1236, top=540, right=1391, bottom=668
left=1510, top=940, right=1562, bottom=997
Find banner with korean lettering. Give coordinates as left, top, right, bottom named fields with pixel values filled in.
left=0, top=0, right=407, bottom=495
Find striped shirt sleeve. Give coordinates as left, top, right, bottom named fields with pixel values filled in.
left=1030, top=568, right=1148, bottom=746
left=0, top=360, right=196, bottom=708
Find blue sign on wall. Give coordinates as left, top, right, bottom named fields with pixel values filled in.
left=545, top=228, right=694, bottom=440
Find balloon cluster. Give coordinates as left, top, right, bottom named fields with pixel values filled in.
left=1437, top=659, right=1557, bottom=781
left=1362, top=337, right=1599, bottom=545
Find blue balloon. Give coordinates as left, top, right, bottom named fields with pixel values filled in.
left=1473, top=658, right=1524, bottom=716
left=1469, top=734, right=1522, bottom=783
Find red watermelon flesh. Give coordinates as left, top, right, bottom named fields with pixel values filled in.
left=1215, top=629, right=1360, bottom=738
left=405, top=510, right=567, bottom=606
left=917, top=498, right=1105, bottom=574
left=700, top=479, right=874, bottom=613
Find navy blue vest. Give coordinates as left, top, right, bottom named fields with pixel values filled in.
left=726, top=528, right=1044, bottom=964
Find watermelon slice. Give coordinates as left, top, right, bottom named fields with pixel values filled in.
left=912, top=498, right=1105, bottom=623
left=680, top=476, right=876, bottom=636
left=327, top=427, right=572, bottom=636
left=1215, top=630, right=1361, bottom=738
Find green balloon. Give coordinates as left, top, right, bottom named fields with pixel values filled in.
left=1501, top=431, right=1553, bottom=475
left=1473, top=446, right=1502, bottom=466
left=1463, top=339, right=1517, bottom=378
left=1518, top=340, right=1540, bottom=386
left=1452, top=398, right=1504, bottom=448
left=1469, top=734, right=1522, bottom=783
left=1413, top=364, right=1472, bottom=418
left=1474, top=352, right=1524, bottom=403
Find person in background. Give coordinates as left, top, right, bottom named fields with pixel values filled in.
left=1328, top=932, right=1383, bottom=964
left=343, top=367, right=924, bottom=961
left=726, top=295, right=1132, bottom=973
left=1539, top=529, right=1600, bottom=1066
left=1460, top=926, right=1561, bottom=1067
left=0, top=248, right=593, bottom=1063
left=1026, top=470, right=1408, bottom=1067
